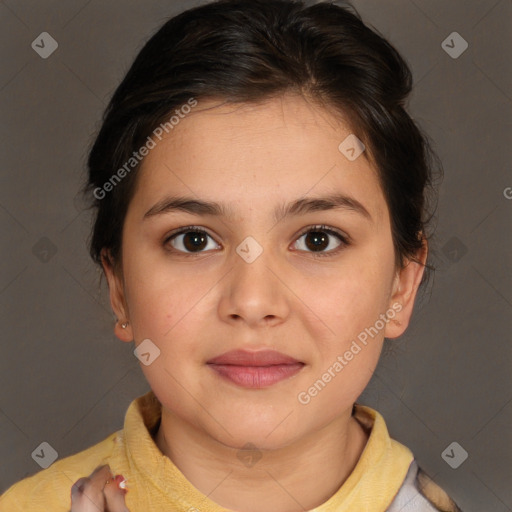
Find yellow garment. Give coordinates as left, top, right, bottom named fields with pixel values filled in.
left=0, top=391, right=414, bottom=511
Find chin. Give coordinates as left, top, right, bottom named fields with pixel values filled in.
left=218, top=430, right=297, bottom=454
left=205, top=413, right=305, bottom=453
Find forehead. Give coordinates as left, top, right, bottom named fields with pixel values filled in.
left=132, top=95, right=387, bottom=222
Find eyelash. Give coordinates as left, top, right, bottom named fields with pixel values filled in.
left=163, top=224, right=351, bottom=258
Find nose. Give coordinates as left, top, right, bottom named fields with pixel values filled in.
left=218, top=243, right=290, bottom=328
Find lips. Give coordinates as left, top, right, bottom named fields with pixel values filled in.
left=207, top=349, right=301, bottom=366
left=207, top=349, right=305, bottom=388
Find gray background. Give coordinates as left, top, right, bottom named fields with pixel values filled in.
left=1, top=0, right=511, bottom=510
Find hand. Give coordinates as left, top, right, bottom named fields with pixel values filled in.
left=70, top=464, right=130, bottom=512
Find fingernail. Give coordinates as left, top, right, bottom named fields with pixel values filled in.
left=115, top=474, right=128, bottom=489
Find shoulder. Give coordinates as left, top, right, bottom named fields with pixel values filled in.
left=387, top=460, right=463, bottom=512
left=0, top=430, right=122, bottom=512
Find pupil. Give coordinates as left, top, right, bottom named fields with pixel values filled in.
left=306, top=231, right=327, bottom=251
left=184, top=232, right=207, bottom=252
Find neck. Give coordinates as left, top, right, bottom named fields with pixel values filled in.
left=155, top=407, right=369, bottom=512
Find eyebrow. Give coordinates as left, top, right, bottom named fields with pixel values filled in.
left=143, top=193, right=372, bottom=223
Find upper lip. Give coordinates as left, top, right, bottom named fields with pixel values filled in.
left=207, top=349, right=302, bottom=366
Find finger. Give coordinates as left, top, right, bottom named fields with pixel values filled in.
left=103, top=475, right=130, bottom=512
left=88, top=464, right=115, bottom=488
left=70, top=465, right=113, bottom=512
left=71, top=477, right=103, bottom=512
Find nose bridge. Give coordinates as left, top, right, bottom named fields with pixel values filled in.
left=232, top=235, right=277, bottom=296
left=221, top=234, right=288, bottom=324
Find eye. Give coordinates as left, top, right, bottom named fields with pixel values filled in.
left=292, top=225, right=350, bottom=257
left=164, top=224, right=350, bottom=257
left=164, top=226, right=219, bottom=255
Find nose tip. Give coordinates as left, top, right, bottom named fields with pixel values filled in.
left=222, top=251, right=289, bottom=327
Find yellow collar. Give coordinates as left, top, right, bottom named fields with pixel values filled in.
left=123, top=391, right=413, bottom=511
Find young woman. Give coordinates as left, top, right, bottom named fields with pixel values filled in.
left=0, top=0, right=462, bottom=510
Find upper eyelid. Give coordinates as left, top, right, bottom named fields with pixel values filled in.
left=296, top=224, right=349, bottom=240
left=165, top=225, right=215, bottom=241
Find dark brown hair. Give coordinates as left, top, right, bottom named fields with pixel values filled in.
left=84, top=0, right=442, bottom=287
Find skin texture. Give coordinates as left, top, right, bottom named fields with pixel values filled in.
left=101, top=94, right=427, bottom=512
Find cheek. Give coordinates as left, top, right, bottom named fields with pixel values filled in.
left=305, top=253, right=393, bottom=341
left=298, top=269, right=388, bottom=409
left=123, top=256, right=219, bottom=347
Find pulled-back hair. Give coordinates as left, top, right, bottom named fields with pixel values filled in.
left=84, top=0, right=442, bottom=288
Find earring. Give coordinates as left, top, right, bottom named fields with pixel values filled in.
left=121, top=321, right=129, bottom=329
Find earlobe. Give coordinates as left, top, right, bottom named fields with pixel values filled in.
left=113, top=319, right=134, bottom=343
left=101, top=248, right=133, bottom=343
left=384, top=238, right=428, bottom=340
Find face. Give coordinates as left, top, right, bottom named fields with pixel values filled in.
left=103, top=94, right=426, bottom=450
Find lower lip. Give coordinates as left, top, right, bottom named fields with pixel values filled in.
left=208, top=363, right=304, bottom=388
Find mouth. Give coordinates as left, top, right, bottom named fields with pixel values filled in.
left=206, top=349, right=305, bottom=389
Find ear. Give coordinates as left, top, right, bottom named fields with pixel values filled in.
left=101, top=248, right=133, bottom=343
left=384, top=236, right=428, bottom=339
